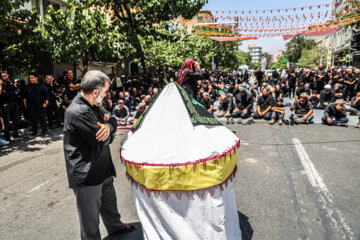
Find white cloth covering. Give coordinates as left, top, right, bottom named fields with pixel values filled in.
left=132, top=182, right=242, bottom=240
left=121, top=83, right=239, bottom=165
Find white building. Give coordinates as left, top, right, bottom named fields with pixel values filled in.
left=248, top=44, right=262, bottom=63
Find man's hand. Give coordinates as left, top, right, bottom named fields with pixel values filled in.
left=302, top=116, right=308, bottom=121
left=103, top=114, right=110, bottom=123
left=1, top=124, right=4, bottom=131
left=96, top=122, right=110, bottom=141
left=43, top=103, right=47, bottom=108
left=233, top=108, right=239, bottom=113
left=327, top=118, right=333, bottom=125
left=259, top=112, right=264, bottom=117
left=225, top=113, right=231, bottom=118
left=242, top=109, right=248, bottom=114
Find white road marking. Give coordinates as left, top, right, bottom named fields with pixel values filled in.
left=27, top=180, right=51, bottom=194
left=292, top=138, right=354, bottom=240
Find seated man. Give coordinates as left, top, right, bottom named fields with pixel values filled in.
left=270, top=98, right=285, bottom=125
left=334, top=83, right=344, bottom=100
left=319, top=84, right=335, bottom=109
left=253, top=88, right=274, bottom=120
left=349, top=91, right=360, bottom=128
left=216, top=91, right=235, bottom=124
left=133, top=103, right=146, bottom=125
left=273, top=84, right=283, bottom=101
left=290, top=93, right=314, bottom=125
left=321, top=99, right=348, bottom=127
left=295, top=83, right=311, bottom=101
left=232, top=87, right=253, bottom=124
left=309, top=90, right=320, bottom=109
left=200, top=92, right=214, bottom=115
left=112, top=100, right=131, bottom=126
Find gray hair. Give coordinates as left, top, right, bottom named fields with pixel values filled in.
left=335, top=99, right=344, bottom=105
left=203, top=92, right=209, bottom=97
left=300, top=93, right=309, bottom=99
left=138, top=103, right=146, bottom=109
left=80, top=70, right=110, bottom=94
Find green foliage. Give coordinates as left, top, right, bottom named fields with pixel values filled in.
left=284, top=36, right=316, bottom=64
left=40, top=1, right=127, bottom=75
left=269, top=56, right=287, bottom=69
left=297, top=45, right=327, bottom=67
left=235, top=51, right=252, bottom=66
left=87, top=0, right=208, bottom=71
left=0, top=0, right=44, bottom=72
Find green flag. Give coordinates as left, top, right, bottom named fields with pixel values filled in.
left=284, top=58, right=289, bottom=63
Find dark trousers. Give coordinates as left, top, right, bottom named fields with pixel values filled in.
left=2, top=103, right=20, bottom=140
left=288, top=85, right=296, bottom=99
left=343, top=85, right=354, bottom=101
left=253, top=111, right=272, bottom=120
left=315, top=81, right=324, bottom=94
left=73, top=177, right=124, bottom=240
left=46, top=103, right=61, bottom=127
left=271, top=111, right=284, bottom=120
left=232, top=109, right=250, bottom=119
left=28, top=106, right=48, bottom=133
left=321, top=116, right=348, bottom=125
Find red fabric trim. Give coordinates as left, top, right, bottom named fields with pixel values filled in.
left=120, top=138, right=240, bottom=168
left=126, top=165, right=238, bottom=199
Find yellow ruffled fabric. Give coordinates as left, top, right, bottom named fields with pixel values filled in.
left=125, top=148, right=238, bottom=191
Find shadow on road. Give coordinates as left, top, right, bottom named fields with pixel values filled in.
left=238, top=211, right=254, bottom=240
left=0, top=127, right=63, bottom=157
left=102, top=212, right=253, bottom=240
left=103, top=222, right=143, bottom=240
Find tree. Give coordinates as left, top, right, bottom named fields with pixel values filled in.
left=40, top=1, right=125, bottom=76
left=269, top=56, right=287, bottom=70
left=297, top=45, right=327, bottom=67
left=87, top=0, right=208, bottom=72
left=284, top=36, right=316, bottom=64
left=0, top=0, right=44, bottom=73
left=235, top=51, right=252, bottom=66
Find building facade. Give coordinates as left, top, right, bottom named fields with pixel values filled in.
left=248, top=44, right=262, bottom=63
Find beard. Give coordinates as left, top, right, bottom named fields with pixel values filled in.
left=95, top=93, right=104, bottom=106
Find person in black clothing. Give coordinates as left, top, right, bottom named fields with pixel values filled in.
left=24, top=73, right=49, bottom=137
left=319, top=84, right=335, bottom=109
left=232, top=87, right=253, bottom=123
left=133, top=102, right=146, bottom=125
left=322, top=100, right=348, bottom=127
left=177, top=59, right=203, bottom=98
left=0, top=71, right=23, bottom=141
left=349, top=91, right=360, bottom=128
left=274, top=84, right=284, bottom=101
left=253, top=88, right=274, bottom=120
left=354, top=69, right=360, bottom=94
left=216, top=91, right=234, bottom=124
left=63, top=70, right=135, bottom=240
left=200, top=92, right=214, bottom=115
left=290, top=93, right=314, bottom=124
left=65, top=70, right=81, bottom=101
left=305, top=67, right=315, bottom=89
left=343, top=68, right=356, bottom=101
left=59, top=94, right=70, bottom=121
left=287, top=66, right=297, bottom=98
left=270, top=98, right=285, bottom=125
left=334, top=83, right=344, bottom=100
left=297, top=68, right=306, bottom=85
left=330, top=68, right=344, bottom=87
left=45, top=75, right=62, bottom=128
left=254, top=68, right=264, bottom=91
left=315, top=64, right=326, bottom=93
left=295, top=83, right=311, bottom=101
left=309, top=90, right=320, bottom=109
left=272, top=69, right=280, bottom=86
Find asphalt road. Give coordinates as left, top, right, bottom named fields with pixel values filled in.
left=0, top=123, right=359, bottom=240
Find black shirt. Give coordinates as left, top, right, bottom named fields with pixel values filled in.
left=218, top=97, right=234, bottom=112
left=324, top=103, right=347, bottom=119
left=288, top=71, right=297, bottom=86
left=274, top=89, right=283, bottom=101
left=293, top=100, right=313, bottom=115
left=257, top=95, right=275, bottom=110
left=63, top=93, right=117, bottom=188
left=24, top=83, right=49, bottom=108
left=254, top=71, right=264, bottom=82
left=66, top=78, right=80, bottom=100
left=295, top=88, right=311, bottom=98
left=45, top=83, right=57, bottom=104
left=1, top=81, right=18, bottom=104
left=320, top=90, right=335, bottom=104
left=200, top=98, right=214, bottom=110
left=234, top=91, right=253, bottom=112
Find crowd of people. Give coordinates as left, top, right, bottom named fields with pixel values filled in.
left=1, top=64, right=360, bottom=146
